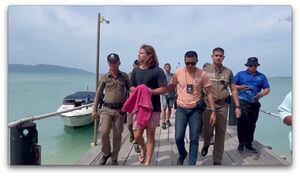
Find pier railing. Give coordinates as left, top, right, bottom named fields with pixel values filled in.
left=8, top=103, right=94, bottom=165
left=8, top=103, right=94, bottom=128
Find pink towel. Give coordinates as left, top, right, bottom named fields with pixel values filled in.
left=122, top=84, right=153, bottom=129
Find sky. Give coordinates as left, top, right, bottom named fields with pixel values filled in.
left=8, top=5, right=292, bottom=77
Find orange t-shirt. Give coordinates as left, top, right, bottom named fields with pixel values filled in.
left=170, top=67, right=211, bottom=109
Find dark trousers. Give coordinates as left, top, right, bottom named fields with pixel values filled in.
left=237, top=100, right=261, bottom=145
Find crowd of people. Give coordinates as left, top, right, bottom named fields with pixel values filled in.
left=91, top=44, right=291, bottom=166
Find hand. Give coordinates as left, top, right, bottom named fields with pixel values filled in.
left=255, top=93, right=263, bottom=101
left=283, top=115, right=292, bottom=126
left=130, top=87, right=136, bottom=92
left=241, top=85, right=250, bottom=91
left=235, top=108, right=241, bottom=119
left=92, top=112, right=97, bottom=121
left=119, top=110, right=126, bottom=115
left=209, top=112, right=217, bottom=125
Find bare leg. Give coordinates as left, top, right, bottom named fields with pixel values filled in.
left=128, top=123, right=134, bottom=137
left=161, top=108, right=167, bottom=122
left=133, top=128, right=146, bottom=162
left=166, top=107, right=172, bottom=121
left=144, top=127, right=156, bottom=165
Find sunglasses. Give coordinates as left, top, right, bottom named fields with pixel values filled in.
left=108, top=61, right=118, bottom=64
left=248, top=65, right=257, bottom=68
left=185, top=62, right=197, bottom=66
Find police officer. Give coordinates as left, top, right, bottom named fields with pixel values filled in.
left=92, top=53, right=130, bottom=165
left=201, top=47, right=241, bottom=165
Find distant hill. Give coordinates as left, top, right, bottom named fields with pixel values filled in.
left=8, top=64, right=94, bottom=74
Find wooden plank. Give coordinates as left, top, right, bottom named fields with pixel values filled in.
left=76, top=112, right=290, bottom=166
left=118, top=131, right=134, bottom=165
left=156, top=125, right=173, bottom=165
left=151, top=125, right=162, bottom=165
left=170, top=118, right=178, bottom=166
left=252, top=140, right=290, bottom=166
left=74, top=142, right=102, bottom=165
left=226, top=126, right=289, bottom=166
left=224, top=134, right=251, bottom=166
left=226, top=126, right=268, bottom=165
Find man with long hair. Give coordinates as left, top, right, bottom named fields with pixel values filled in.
left=130, top=44, right=168, bottom=165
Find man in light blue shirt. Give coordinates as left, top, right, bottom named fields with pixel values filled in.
left=278, top=91, right=292, bottom=153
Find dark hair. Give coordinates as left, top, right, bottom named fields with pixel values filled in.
left=184, top=51, right=198, bottom=60
left=202, top=62, right=211, bottom=69
left=134, top=59, right=139, bottom=66
left=164, top=63, right=171, bottom=67
left=212, top=47, right=224, bottom=54
left=140, top=44, right=158, bottom=67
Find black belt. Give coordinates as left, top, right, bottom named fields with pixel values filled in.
left=103, top=103, right=123, bottom=110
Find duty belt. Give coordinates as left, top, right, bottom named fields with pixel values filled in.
left=103, top=103, right=123, bottom=110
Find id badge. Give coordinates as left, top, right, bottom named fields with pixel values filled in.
left=186, top=84, right=193, bottom=94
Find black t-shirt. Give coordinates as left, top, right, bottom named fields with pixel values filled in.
left=131, top=65, right=167, bottom=112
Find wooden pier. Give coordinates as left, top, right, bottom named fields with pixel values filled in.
left=75, top=116, right=290, bottom=166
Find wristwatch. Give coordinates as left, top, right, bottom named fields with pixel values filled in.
left=211, top=109, right=217, bottom=112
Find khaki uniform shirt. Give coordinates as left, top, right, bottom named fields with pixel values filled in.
left=93, top=71, right=130, bottom=112
left=203, top=64, right=235, bottom=109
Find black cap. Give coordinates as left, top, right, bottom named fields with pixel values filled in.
left=107, top=53, right=120, bottom=62
left=245, top=57, right=260, bottom=66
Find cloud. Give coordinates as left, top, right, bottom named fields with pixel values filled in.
left=8, top=5, right=292, bottom=77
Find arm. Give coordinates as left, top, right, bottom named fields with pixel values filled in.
left=152, top=84, right=176, bottom=95
left=204, top=86, right=216, bottom=125
left=255, top=88, right=270, bottom=101
left=230, top=83, right=241, bottom=118
left=236, top=84, right=250, bottom=91
left=278, top=92, right=292, bottom=126
left=92, top=78, right=105, bottom=120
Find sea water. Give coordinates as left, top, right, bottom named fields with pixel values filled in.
left=8, top=72, right=96, bottom=165
left=8, top=72, right=292, bottom=165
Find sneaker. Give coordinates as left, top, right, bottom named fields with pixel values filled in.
left=237, top=143, right=244, bottom=152
left=134, top=143, right=141, bottom=153
left=129, top=135, right=134, bottom=143
left=213, top=161, right=221, bottom=165
left=99, top=153, right=111, bottom=165
left=210, top=136, right=214, bottom=145
left=166, top=120, right=172, bottom=127
left=201, top=146, right=209, bottom=157
left=199, top=135, right=204, bottom=141
left=176, top=152, right=187, bottom=165
left=111, top=160, right=118, bottom=165
left=162, top=122, right=167, bottom=129
left=245, top=145, right=258, bottom=153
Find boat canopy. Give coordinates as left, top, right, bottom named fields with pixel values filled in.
left=63, top=91, right=95, bottom=104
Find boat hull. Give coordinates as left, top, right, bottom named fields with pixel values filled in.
left=60, top=114, right=93, bottom=127
left=57, top=105, right=94, bottom=127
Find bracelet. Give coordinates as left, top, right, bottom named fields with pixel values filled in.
left=235, top=106, right=240, bottom=108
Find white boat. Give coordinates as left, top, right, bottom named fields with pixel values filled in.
left=57, top=91, right=96, bottom=127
